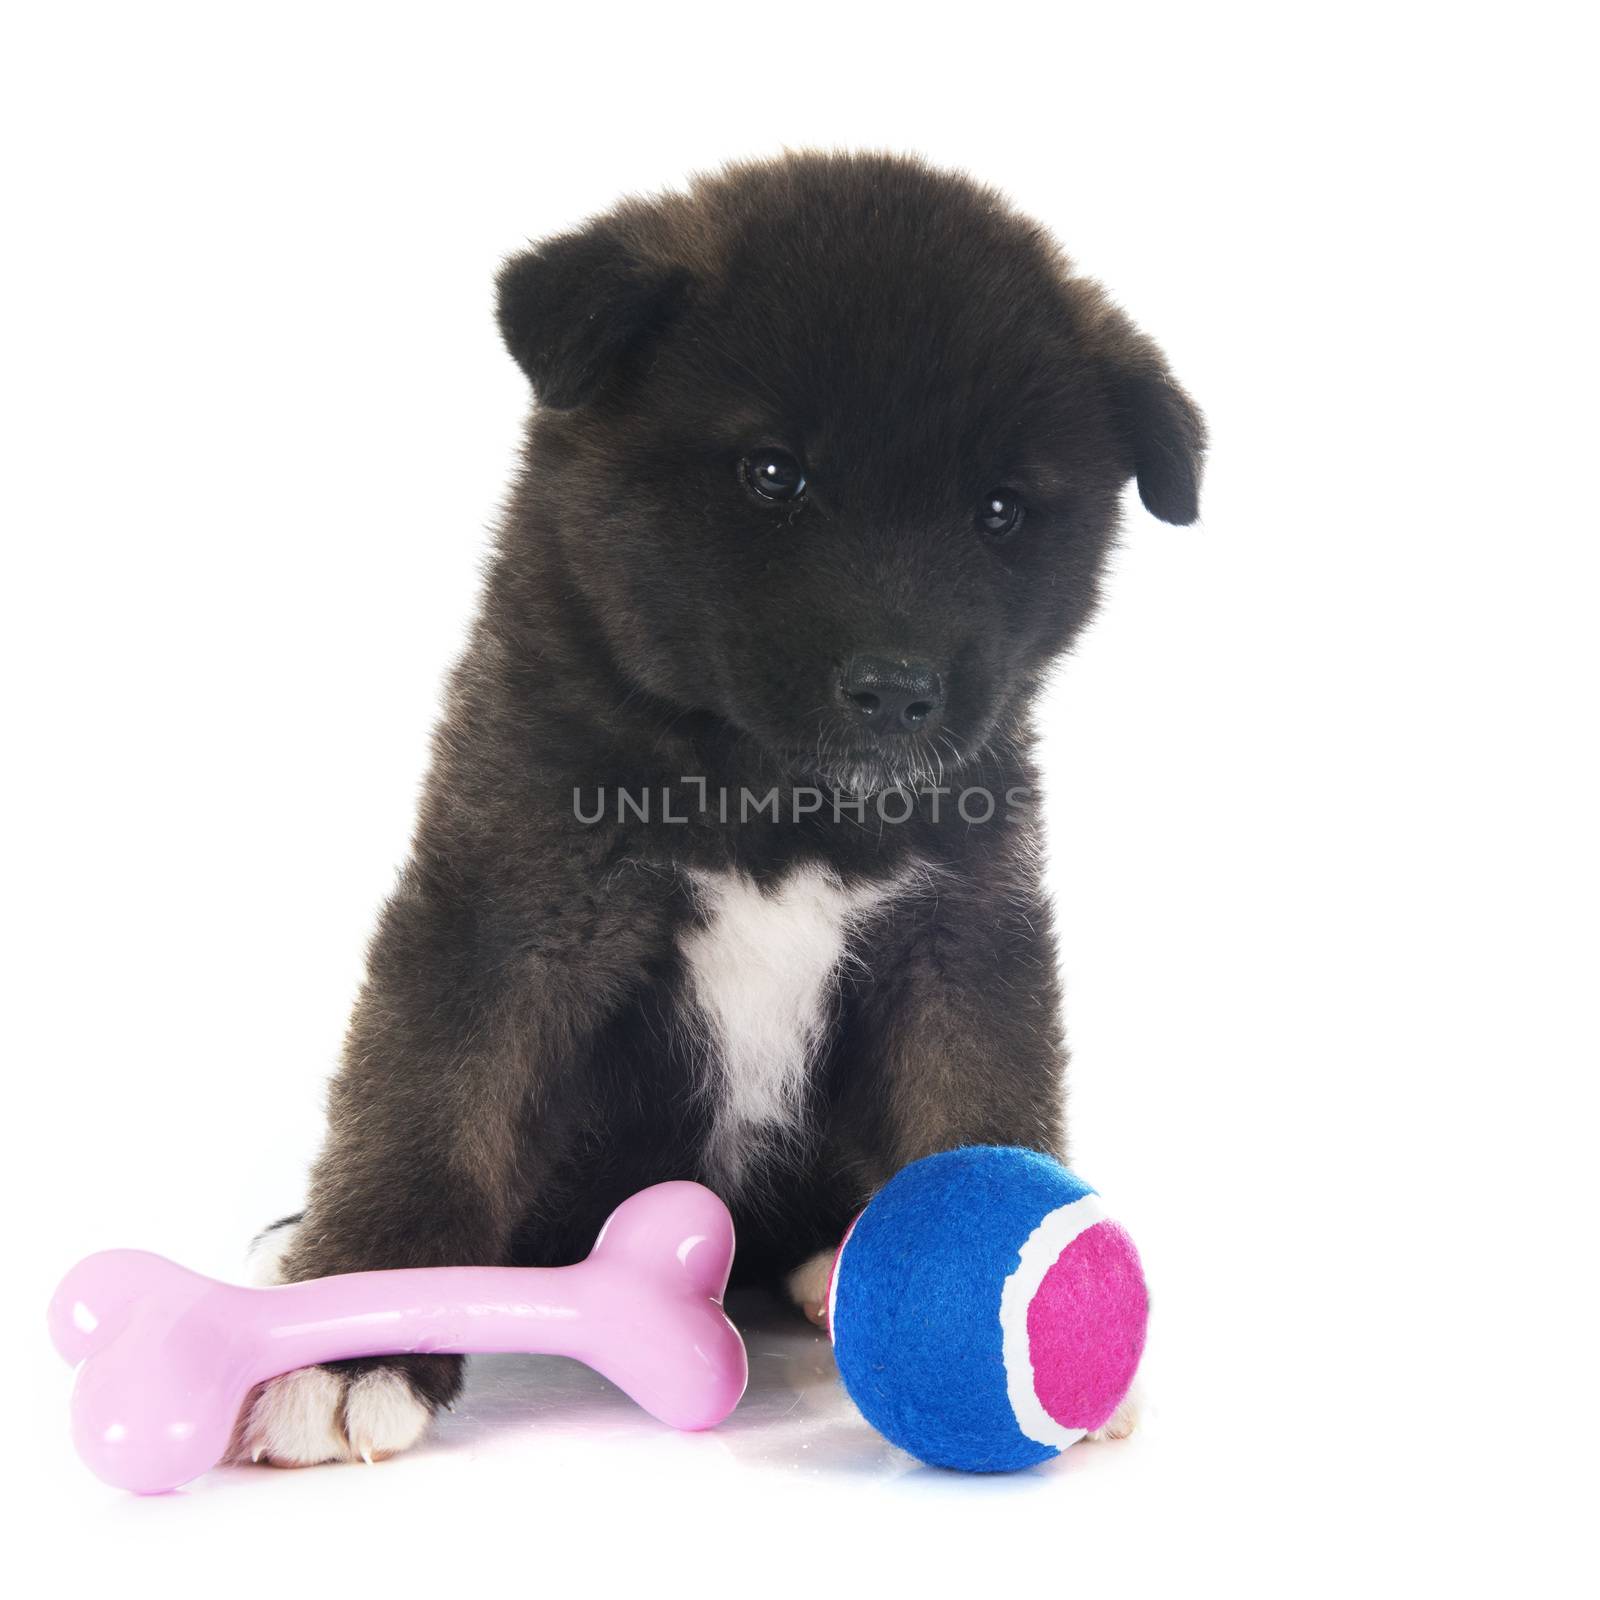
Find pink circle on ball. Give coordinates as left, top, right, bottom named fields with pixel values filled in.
left=1026, top=1220, right=1149, bottom=1432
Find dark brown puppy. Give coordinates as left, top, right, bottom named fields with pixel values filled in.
left=236, top=152, right=1203, bottom=1467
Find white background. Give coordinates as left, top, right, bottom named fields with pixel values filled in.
left=3, top=3, right=1595, bottom=1594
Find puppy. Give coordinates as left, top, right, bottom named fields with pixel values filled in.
left=235, top=152, right=1203, bottom=1466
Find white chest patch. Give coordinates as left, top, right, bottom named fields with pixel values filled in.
left=679, top=864, right=898, bottom=1194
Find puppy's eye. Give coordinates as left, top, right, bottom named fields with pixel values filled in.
left=741, top=449, right=807, bottom=504
left=978, top=489, right=1025, bottom=540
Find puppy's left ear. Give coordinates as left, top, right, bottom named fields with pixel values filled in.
left=496, top=222, right=689, bottom=410
left=1098, top=315, right=1207, bottom=526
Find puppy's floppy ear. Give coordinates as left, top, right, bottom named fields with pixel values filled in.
left=1098, top=313, right=1207, bottom=526
left=495, top=223, right=688, bottom=409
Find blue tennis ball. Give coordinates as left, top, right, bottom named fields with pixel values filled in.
left=828, top=1146, right=1148, bottom=1472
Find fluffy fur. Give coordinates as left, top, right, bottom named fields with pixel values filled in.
left=258, top=151, right=1204, bottom=1462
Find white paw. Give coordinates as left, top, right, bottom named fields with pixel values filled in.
left=1086, top=1384, right=1141, bottom=1442
left=230, top=1365, right=434, bottom=1468
left=245, top=1216, right=300, bottom=1286
left=785, top=1247, right=837, bottom=1328
left=343, top=1368, right=436, bottom=1463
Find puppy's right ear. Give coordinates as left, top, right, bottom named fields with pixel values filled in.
left=495, top=224, right=688, bottom=409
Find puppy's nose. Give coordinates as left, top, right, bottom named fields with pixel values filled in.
left=841, top=654, right=945, bottom=733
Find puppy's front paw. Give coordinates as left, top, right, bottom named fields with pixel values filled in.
left=237, top=1214, right=463, bottom=1466
left=785, top=1248, right=837, bottom=1328
left=229, top=1354, right=462, bottom=1468
left=1086, top=1384, right=1141, bottom=1442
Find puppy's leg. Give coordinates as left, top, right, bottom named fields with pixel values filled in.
left=854, top=868, right=1067, bottom=1178
left=820, top=857, right=1146, bottom=1431
left=233, top=867, right=649, bottom=1469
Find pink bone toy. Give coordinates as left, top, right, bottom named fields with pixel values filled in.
left=49, top=1180, right=747, bottom=1494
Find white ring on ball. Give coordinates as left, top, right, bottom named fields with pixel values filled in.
left=998, top=1193, right=1108, bottom=1449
